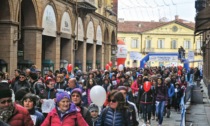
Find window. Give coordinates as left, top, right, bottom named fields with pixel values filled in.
left=171, top=40, right=177, bottom=49
left=131, top=38, right=139, bottom=48
left=184, top=40, right=191, bottom=49
left=158, top=39, right=164, bottom=49
left=196, top=40, right=202, bottom=50
left=146, top=39, right=151, bottom=48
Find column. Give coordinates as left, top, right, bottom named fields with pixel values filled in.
left=82, top=37, right=87, bottom=72
left=92, top=39, right=97, bottom=69
left=0, top=22, right=18, bottom=76
left=23, top=27, right=43, bottom=69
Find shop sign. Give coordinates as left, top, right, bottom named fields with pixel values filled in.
left=96, top=25, right=102, bottom=45
left=86, top=21, right=94, bottom=44
left=42, top=5, right=57, bottom=37
left=75, top=17, right=84, bottom=41
left=61, top=12, right=71, bottom=34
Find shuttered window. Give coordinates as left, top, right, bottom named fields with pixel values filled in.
left=171, top=40, right=177, bottom=49
left=158, top=39, right=164, bottom=49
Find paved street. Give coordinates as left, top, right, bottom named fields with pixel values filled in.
left=138, top=108, right=182, bottom=126
left=185, top=81, right=210, bottom=126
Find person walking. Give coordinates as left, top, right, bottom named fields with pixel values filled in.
left=96, top=91, right=131, bottom=126
left=155, top=78, right=168, bottom=126
left=0, top=82, right=33, bottom=126
left=41, top=91, right=88, bottom=126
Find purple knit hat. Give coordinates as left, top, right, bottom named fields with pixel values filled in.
left=56, top=91, right=70, bottom=103
left=71, top=88, right=82, bottom=97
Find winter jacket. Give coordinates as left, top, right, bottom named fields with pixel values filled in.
left=131, top=80, right=139, bottom=95
left=155, top=85, right=168, bottom=102
left=96, top=107, right=131, bottom=126
left=138, top=89, right=154, bottom=104
left=168, top=83, right=175, bottom=98
left=28, top=108, right=45, bottom=126
left=55, top=81, right=67, bottom=90
left=80, top=106, right=92, bottom=126
left=39, top=87, right=57, bottom=99
left=13, top=80, right=31, bottom=93
left=8, top=104, right=34, bottom=126
left=41, top=103, right=88, bottom=126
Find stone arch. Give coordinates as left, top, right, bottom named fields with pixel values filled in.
left=21, top=0, right=37, bottom=27
left=60, top=11, right=73, bottom=35
left=0, top=0, right=11, bottom=21
left=41, top=1, right=58, bottom=31
left=60, top=9, right=74, bottom=34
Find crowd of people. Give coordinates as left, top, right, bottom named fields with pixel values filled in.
left=0, top=65, right=202, bottom=126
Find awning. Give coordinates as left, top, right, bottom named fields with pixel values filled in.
left=195, top=7, right=210, bottom=34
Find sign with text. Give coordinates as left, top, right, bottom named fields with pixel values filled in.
left=96, top=25, right=102, bottom=45
left=61, top=12, right=71, bottom=34
left=149, top=56, right=178, bottom=62
left=42, top=5, right=57, bottom=37
left=86, top=21, right=94, bottom=44
left=75, top=17, right=84, bottom=41
left=129, top=52, right=142, bottom=60
left=188, top=51, right=194, bottom=61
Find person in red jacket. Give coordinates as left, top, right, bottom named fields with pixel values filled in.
left=0, top=82, right=33, bottom=126
left=41, top=91, right=88, bottom=126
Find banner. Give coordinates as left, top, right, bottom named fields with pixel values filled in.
left=129, top=52, right=142, bottom=60
left=188, top=51, right=194, bottom=62
left=149, top=56, right=178, bottom=62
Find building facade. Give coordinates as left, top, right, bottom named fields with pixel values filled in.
left=195, top=0, right=210, bottom=96
left=0, top=0, right=118, bottom=75
left=118, top=16, right=202, bottom=68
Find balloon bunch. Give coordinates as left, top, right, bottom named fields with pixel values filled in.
left=105, top=61, right=112, bottom=70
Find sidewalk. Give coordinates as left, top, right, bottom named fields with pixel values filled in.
left=185, top=80, right=210, bottom=126
left=138, top=108, right=182, bottom=126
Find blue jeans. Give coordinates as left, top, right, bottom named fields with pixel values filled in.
left=156, top=101, right=165, bottom=125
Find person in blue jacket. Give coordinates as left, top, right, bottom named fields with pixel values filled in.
left=96, top=91, right=131, bottom=126
left=164, top=77, right=175, bottom=118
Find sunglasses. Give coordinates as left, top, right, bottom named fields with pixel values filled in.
left=0, top=99, right=12, bottom=104
left=71, top=95, right=80, bottom=98
left=108, top=99, right=117, bottom=103
left=19, top=76, right=25, bottom=79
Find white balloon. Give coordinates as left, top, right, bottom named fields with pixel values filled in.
left=118, top=64, right=124, bottom=71
left=90, top=85, right=106, bottom=106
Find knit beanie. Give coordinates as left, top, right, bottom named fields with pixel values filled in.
left=71, top=88, right=82, bottom=98
left=56, top=91, right=70, bottom=103
left=88, top=103, right=99, bottom=112
left=0, top=82, right=12, bottom=99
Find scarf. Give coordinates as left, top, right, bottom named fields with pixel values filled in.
left=0, top=104, right=14, bottom=123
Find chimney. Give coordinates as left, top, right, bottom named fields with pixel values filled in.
left=175, top=15, right=179, bottom=20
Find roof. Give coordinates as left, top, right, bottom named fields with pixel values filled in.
left=118, top=19, right=195, bottom=33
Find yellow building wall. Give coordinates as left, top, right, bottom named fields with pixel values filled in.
left=118, top=22, right=203, bottom=68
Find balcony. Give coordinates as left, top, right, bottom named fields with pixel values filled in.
left=74, top=0, right=97, bottom=16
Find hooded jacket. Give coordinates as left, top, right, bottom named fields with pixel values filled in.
left=41, top=103, right=88, bottom=126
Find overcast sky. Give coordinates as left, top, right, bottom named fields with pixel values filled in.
left=118, top=0, right=196, bottom=22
